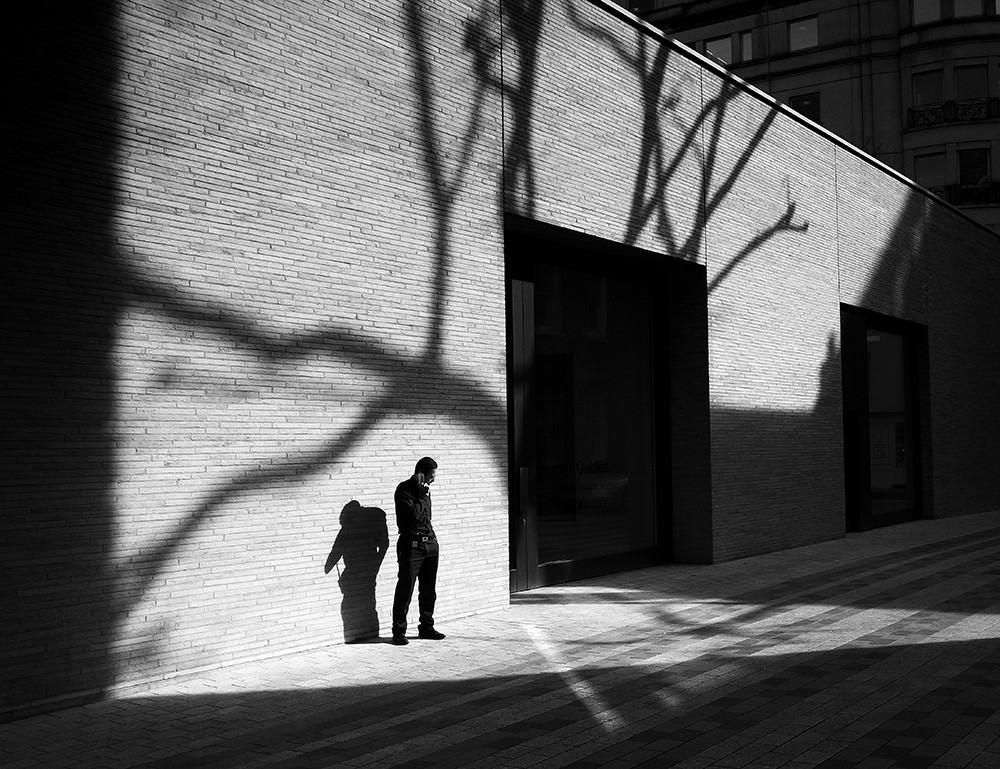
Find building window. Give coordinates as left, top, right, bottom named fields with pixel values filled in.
left=912, top=0, right=941, bottom=25
left=705, top=35, right=732, bottom=65
left=789, top=93, right=822, bottom=123
left=912, top=70, right=943, bottom=106
left=954, top=0, right=983, bottom=17
left=915, top=152, right=947, bottom=188
left=955, top=65, right=988, bottom=100
left=958, top=148, right=992, bottom=204
left=959, top=149, right=991, bottom=186
left=788, top=17, right=818, bottom=51
left=741, top=31, right=753, bottom=62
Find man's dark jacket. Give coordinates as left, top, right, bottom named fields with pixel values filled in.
left=394, top=477, right=436, bottom=540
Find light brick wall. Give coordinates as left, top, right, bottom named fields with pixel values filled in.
left=501, top=0, right=707, bottom=261
left=704, top=92, right=844, bottom=561
left=6, top=0, right=506, bottom=720
left=106, top=0, right=508, bottom=682
left=836, top=152, right=929, bottom=324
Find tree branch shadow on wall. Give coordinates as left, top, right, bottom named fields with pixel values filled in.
left=100, top=0, right=513, bottom=647
left=5, top=0, right=512, bottom=720
left=323, top=502, right=390, bottom=643
left=562, top=2, right=940, bottom=559
left=470, top=0, right=544, bottom=217
left=565, top=0, right=809, bottom=269
left=4, top=0, right=933, bottom=723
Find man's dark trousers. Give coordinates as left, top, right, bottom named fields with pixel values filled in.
left=392, top=538, right=438, bottom=637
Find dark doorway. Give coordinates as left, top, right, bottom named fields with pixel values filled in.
left=507, top=218, right=709, bottom=590
left=842, top=307, right=926, bottom=531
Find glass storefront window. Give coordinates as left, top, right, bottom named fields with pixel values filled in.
left=867, top=332, right=911, bottom=516
left=534, top=265, right=655, bottom=566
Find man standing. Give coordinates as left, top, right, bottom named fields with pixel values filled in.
left=391, top=456, right=446, bottom=645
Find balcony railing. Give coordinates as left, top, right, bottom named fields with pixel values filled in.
left=908, top=97, right=1000, bottom=128
left=926, top=182, right=1000, bottom=206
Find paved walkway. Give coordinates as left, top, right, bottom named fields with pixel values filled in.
left=4, top=511, right=1000, bottom=769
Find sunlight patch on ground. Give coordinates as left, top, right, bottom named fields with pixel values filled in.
left=522, top=623, right=626, bottom=733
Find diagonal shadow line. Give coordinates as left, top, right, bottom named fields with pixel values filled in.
left=498, top=0, right=544, bottom=217
left=109, top=396, right=391, bottom=616
left=707, top=202, right=809, bottom=294
left=638, top=82, right=745, bottom=247
left=127, top=271, right=415, bottom=373
left=568, top=1, right=810, bottom=287
left=627, top=36, right=678, bottom=252
left=567, top=2, right=747, bottom=257
left=115, top=270, right=510, bottom=615
left=702, top=106, right=779, bottom=225
left=405, top=0, right=495, bottom=357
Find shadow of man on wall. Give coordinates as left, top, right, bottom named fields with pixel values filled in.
left=324, top=501, right=390, bottom=643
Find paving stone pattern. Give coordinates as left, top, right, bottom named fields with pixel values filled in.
left=4, top=511, right=1000, bottom=768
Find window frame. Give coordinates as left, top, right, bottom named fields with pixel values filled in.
left=914, top=151, right=947, bottom=189
left=788, top=16, right=819, bottom=52
left=789, top=92, right=822, bottom=124
left=912, top=0, right=942, bottom=25
left=740, top=30, right=753, bottom=63
left=953, top=0, right=984, bottom=18
left=911, top=69, right=944, bottom=107
left=705, top=35, right=733, bottom=65
left=958, top=147, right=991, bottom=187
left=954, top=64, right=988, bottom=100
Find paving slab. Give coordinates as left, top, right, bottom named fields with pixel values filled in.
left=3, top=511, right=1000, bottom=768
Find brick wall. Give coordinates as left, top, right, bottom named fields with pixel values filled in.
left=7, top=0, right=1000, bottom=721
left=6, top=0, right=506, bottom=720
left=923, top=208, right=1000, bottom=518
left=500, top=0, right=1000, bottom=562
left=503, top=1, right=848, bottom=561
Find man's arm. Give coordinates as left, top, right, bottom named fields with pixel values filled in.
left=395, top=482, right=418, bottom=534
left=324, top=534, right=343, bottom=574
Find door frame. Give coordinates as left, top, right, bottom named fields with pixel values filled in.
left=506, top=216, right=700, bottom=590
left=841, top=305, right=927, bottom=532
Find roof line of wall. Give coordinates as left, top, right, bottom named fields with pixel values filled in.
left=588, top=0, right=1000, bottom=242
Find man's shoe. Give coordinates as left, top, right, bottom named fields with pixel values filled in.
left=392, top=635, right=409, bottom=646
left=417, top=628, right=446, bottom=640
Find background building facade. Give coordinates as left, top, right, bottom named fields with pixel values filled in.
left=629, top=0, right=1000, bottom=233
left=6, top=0, right=999, bottom=721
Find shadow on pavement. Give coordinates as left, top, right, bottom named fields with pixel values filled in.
left=4, top=637, right=998, bottom=768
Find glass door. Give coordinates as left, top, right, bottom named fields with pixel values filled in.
left=842, top=308, right=923, bottom=531
left=510, top=257, right=659, bottom=589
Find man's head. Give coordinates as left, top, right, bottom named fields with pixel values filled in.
left=415, top=456, right=438, bottom=485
